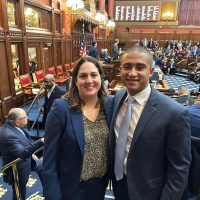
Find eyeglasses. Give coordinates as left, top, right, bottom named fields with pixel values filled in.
left=19, top=116, right=29, bottom=120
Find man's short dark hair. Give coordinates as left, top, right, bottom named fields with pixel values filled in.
left=92, top=41, right=96, bottom=46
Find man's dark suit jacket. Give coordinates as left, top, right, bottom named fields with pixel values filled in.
left=109, top=87, right=191, bottom=200
left=43, top=85, right=65, bottom=125
left=186, top=104, right=200, bottom=137
left=43, top=96, right=113, bottom=200
left=188, top=136, right=200, bottom=195
left=88, top=46, right=99, bottom=59
left=0, top=123, right=43, bottom=192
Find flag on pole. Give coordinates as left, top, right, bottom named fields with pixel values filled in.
left=80, top=24, right=87, bottom=57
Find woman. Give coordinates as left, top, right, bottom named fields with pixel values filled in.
left=43, top=56, right=113, bottom=200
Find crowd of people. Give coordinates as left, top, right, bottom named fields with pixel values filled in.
left=0, top=43, right=200, bottom=200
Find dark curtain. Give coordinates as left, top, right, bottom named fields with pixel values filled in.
left=179, top=0, right=200, bottom=26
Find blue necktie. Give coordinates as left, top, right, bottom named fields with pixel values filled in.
left=114, top=96, right=133, bottom=180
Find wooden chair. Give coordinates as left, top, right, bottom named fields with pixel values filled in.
left=176, top=58, right=188, bottom=72
left=63, top=64, right=71, bottom=78
left=47, top=67, right=68, bottom=85
left=56, top=65, right=64, bottom=77
left=70, top=62, right=76, bottom=69
left=64, top=63, right=71, bottom=71
left=19, top=73, right=44, bottom=103
left=35, top=70, right=45, bottom=83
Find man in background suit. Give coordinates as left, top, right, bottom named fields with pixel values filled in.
left=186, top=90, right=200, bottom=137
left=176, top=85, right=194, bottom=106
left=88, top=41, right=99, bottom=59
left=110, top=46, right=191, bottom=200
left=42, top=74, right=65, bottom=125
left=0, top=108, right=44, bottom=200
left=112, top=39, right=119, bottom=60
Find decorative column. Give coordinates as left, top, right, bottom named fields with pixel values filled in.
left=108, top=0, right=114, bottom=18
left=98, top=0, right=105, bottom=11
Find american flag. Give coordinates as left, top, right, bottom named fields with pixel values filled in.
left=80, top=24, right=86, bottom=57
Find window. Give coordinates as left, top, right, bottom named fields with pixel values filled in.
left=11, top=44, right=22, bottom=92
left=28, top=47, right=38, bottom=79
left=7, top=1, right=17, bottom=26
left=24, top=5, right=51, bottom=30
left=24, top=7, right=40, bottom=28
left=55, top=13, right=61, bottom=33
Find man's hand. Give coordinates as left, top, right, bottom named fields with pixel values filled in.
left=40, top=137, right=45, bottom=143
left=40, top=107, right=44, bottom=113
left=32, top=154, right=39, bottom=161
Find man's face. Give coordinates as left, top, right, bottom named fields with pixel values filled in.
left=16, top=111, right=29, bottom=127
left=120, top=51, right=153, bottom=96
left=44, top=79, right=54, bottom=90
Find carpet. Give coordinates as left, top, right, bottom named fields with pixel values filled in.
left=0, top=162, right=114, bottom=199
left=164, top=75, right=199, bottom=92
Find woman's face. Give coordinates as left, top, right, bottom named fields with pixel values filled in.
left=75, top=61, right=102, bottom=100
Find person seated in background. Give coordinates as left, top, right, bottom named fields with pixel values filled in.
left=175, top=85, right=195, bottom=106
left=186, top=88, right=200, bottom=137
left=0, top=108, right=44, bottom=200
left=100, top=49, right=111, bottom=64
left=168, top=57, right=176, bottom=75
left=160, top=57, right=170, bottom=75
left=41, top=74, right=65, bottom=126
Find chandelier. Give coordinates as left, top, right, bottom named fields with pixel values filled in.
left=107, top=19, right=115, bottom=29
left=95, top=11, right=107, bottom=28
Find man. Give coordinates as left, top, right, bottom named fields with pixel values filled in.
left=176, top=85, right=195, bottom=106
left=0, top=108, right=44, bottom=200
left=186, top=89, right=200, bottom=198
left=186, top=89, right=200, bottom=137
left=112, top=39, right=119, bottom=60
left=110, top=46, right=191, bottom=200
left=88, top=41, right=99, bottom=59
left=42, top=74, right=65, bottom=125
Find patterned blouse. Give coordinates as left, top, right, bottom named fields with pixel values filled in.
left=80, top=110, right=109, bottom=181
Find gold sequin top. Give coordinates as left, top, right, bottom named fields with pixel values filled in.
left=80, top=110, right=109, bottom=181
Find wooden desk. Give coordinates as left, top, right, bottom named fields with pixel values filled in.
left=111, top=60, right=121, bottom=78
left=154, top=80, right=170, bottom=92
left=108, top=80, right=170, bottom=95
left=102, top=64, right=114, bottom=82
left=108, top=83, right=124, bottom=95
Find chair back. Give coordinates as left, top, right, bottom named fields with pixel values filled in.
left=48, top=67, right=56, bottom=76
left=56, top=65, right=63, bottom=75
left=35, top=70, right=45, bottom=82
left=71, top=62, right=76, bottom=69
left=65, top=64, right=71, bottom=71
left=19, top=74, right=32, bottom=87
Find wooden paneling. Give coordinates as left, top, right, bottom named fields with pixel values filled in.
left=0, top=102, right=3, bottom=125
left=116, top=29, right=200, bottom=49
left=0, top=42, right=13, bottom=99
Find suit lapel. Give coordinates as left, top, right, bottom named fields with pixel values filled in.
left=8, top=125, right=31, bottom=143
left=111, top=89, right=127, bottom=128
left=109, top=89, right=127, bottom=158
left=129, top=90, right=158, bottom=151
left=71, top=110, right=85, bottom=156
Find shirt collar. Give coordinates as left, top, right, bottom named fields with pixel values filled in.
left=126, top=84, right=151, bottom=105
left=48, top=83, right=56, bottom=93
